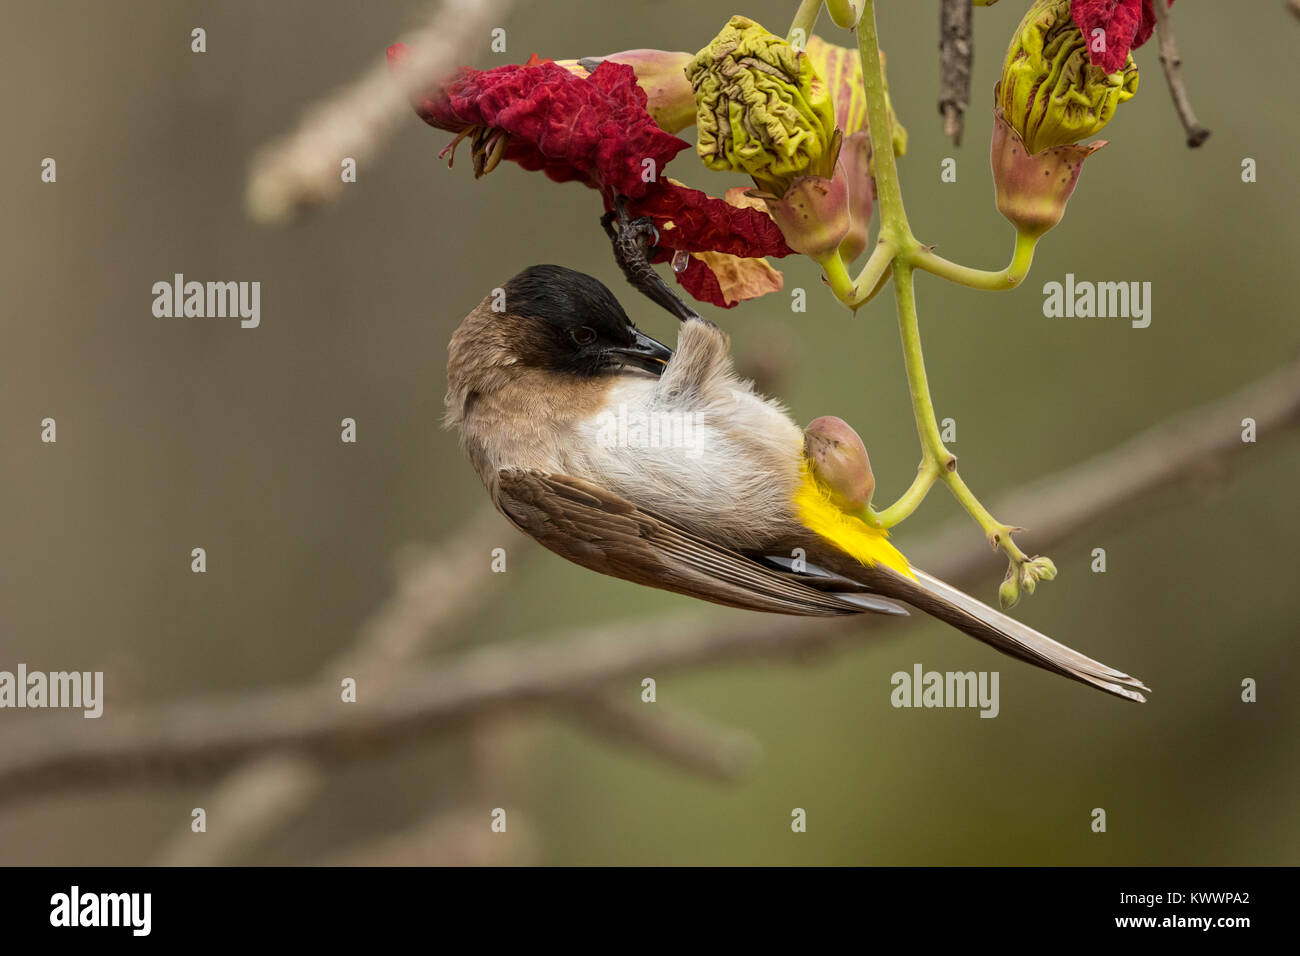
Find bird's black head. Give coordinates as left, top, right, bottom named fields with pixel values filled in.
left=497, top=265, right=672, bottom=377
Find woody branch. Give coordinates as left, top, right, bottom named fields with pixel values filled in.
left=1, top=355, right=1296, bottom=809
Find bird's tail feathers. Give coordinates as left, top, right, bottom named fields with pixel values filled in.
left=903, top=567, right=1150, bottom=702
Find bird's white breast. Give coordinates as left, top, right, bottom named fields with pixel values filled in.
left=566, top=376, right=804, bottom=550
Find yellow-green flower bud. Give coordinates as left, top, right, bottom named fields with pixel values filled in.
left=1005, top=554, right=1057, bottom=607
left=999, top=0, right=1138, bottom=154
left=687, top=15, right=838, bottom=195
left=825, top=0, right=863, bottom=31
left=998, top=569, right=1021, bottom=610
left=1027, top=555, right=1057, bottom=581
left=1019, top=564, right=1038, bottom=597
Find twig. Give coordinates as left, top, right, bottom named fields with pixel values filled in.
left=153, top=507, right=523, bottom=865
left=0, top=610, right=853, bottom=811
left=2, top=356, right=1298, bottom=807
left=244, top=0, right=519, bottom=224
left=338, top=508, right=525, bottom=673
left=564, top=696, right=760, bottom=783
left=321, top=806, right=540, bottom=866
left=1150, top=0, right=1211, bottom=148
left=938, top=0, right=973, bottom=146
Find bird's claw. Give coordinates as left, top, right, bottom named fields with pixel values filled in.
left=603, top=195, right=709, bottom=326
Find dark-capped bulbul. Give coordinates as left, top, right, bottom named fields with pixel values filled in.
left=445, top=264, right=1148, bottom=702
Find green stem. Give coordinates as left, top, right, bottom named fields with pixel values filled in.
left=869, top=460, right=939, bottom=528
left=942, top=470, right=1029, bottom=562
left=856, top=4, right=910, bottom=242
left=911, top=231, right=1038, bottom=290
left=817, top=250, right=858, bottom=303
left=848, top=238, right=894, bottom=308
left=845, top=0, right=1040, bottom=582
left=891, top=261, right=950, bottom=468
left=787, top=0, right=822, bottom=46
left=891, top=259, right=1028, bottom=567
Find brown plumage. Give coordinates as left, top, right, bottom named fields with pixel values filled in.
left=444, top=265, right=1150, bottom=701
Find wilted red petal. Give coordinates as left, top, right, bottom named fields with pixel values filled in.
left=616, top=182, right=790, bottom=307
left=1070, top=0, right=1170, bottom=74
left=674, top=256, right=731, bottom=309
left=690, top=251, right=784, bottom=307
left=389, top=43, right=689, bottom=198
left=622, top=181, right=793, bottom=260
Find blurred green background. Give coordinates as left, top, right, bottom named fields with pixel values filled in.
left=2, top=0, right=1297, bottom=865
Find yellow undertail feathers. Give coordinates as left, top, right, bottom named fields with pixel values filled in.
left=793, top=461, right=917, bottom=581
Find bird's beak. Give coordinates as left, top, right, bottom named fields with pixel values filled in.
left=605, top=328, right=673, bottom=376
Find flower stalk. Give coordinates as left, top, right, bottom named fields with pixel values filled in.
left=787, top=0, right=822, bottom=46
left=837, top=0, right=1049, bottom=593
left=793, top=0, right=1136, bottom=597
left=912, top=231, right=1038, bottom=291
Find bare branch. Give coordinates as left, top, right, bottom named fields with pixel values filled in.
left=244, top=0, right=519, bottom=225
left=565, top=696, right=760, bottom=783
left=339, top=508, right=526, bottom=674
left=938, top=0, right=974, bottom=147
left=152, top=507, right=522, bottom=865
left=1151, top=0, right=1211, bottom=148
left=322, top=807, right=540, bottom=866
left=3, top=357, right=1298, bottom=808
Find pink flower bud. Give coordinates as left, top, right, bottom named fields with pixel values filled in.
left=564, top=50, right=697, bottom=134
left=989, top=88, right=1105, bottom=239
left=836, top=130, right=875, bottom=263
left=762, top=158, right=851, bottom=261
left=804, top=415, right=875, bottom=512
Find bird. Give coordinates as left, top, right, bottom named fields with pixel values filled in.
left=444, top=262, right=1149, bottom=702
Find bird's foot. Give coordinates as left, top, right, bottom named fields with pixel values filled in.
left=604, top=196, right=711, bottom=326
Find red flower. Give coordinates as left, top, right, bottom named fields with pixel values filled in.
left=390, top=44, right=792, bottom=307
left=620, top=180, right=793, bottom=308
left=1070, top=0, right=1171, bottom=74
left=391, top=44, right=686, bottom=198
left=621, top=181, right=790, bottom=260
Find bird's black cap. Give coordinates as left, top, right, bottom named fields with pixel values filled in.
left=497, top=265, right=671, bottom=377
left=502, top=264, right=632, bottom=335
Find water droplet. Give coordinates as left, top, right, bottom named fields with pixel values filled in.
left=671, top=250, right=691, bottom=274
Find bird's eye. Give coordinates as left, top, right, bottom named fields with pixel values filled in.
left=569, top=326, right=598, bottom=346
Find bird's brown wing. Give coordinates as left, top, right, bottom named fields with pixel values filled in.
left=495, top=468, right=907, bottom=617
left=497, top=469, right=1148, bottom=701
